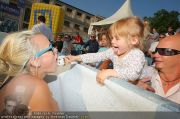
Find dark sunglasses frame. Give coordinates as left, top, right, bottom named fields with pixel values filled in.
left=154, top=48, right=180, bottom=56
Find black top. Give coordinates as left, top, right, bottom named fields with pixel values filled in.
left=83, top=39, right=99, bottom=53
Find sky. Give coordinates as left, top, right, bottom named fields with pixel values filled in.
left=60, top=0, right=180, bottom=19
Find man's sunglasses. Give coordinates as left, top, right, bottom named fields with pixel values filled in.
left=154, top=48, right=180, bottom=56
left=35, top=44, right=55, bottom=57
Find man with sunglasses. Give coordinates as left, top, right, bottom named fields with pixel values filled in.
left=147, top=34, right=166, bottom=66
left=137, top=34, right=180, bottom=104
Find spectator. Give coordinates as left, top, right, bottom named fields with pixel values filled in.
left=60, top=34, right=73, bottom=55
left=159, top=34, right=166, bottom=40
left=64, top=17, right=147, bottom=85
left=150, top=28, right=159, bottom=42
left=74, top=32, right=84, bottom=45
left=175, top=26, right=180, bottom=34
left=83, top=33, right=99, bottom=53
left=148, top=34, right=166, bottom=56
left=166, top=26, right=175, bottom=36
left=143, top=20, right=154, bottom=65
left=143, top=20, right=152, bottom=53
left=97, top=32, right=111, bottom=52
left=135, top=34, right=180, bottom=104
left=0, top=30, right=59, bottom=114
left=145, top=28, right=162, bottom=65
left=96, top=32, right=112, bottom=70
left=32, top=15, right=54, bottom=43
left=55, top=34, right=64, bottom=53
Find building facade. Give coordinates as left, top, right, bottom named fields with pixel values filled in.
left=0, top=0, right=103, bottom=38
left=0, top=0, right=32, bottom=32
left=55, top=1, right=103, bottom=39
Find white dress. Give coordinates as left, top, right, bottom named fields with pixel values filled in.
left=80, top=48, right=146, bottom=81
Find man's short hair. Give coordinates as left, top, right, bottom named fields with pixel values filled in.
left=38, top=15, right=46, bottom=23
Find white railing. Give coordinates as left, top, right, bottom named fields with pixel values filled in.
left=48, top=63, right=180, bottom=113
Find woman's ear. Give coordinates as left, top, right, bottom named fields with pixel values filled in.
left=130, top=36, right=139, bottom=45
left=29, top=58, right=41, bottom=67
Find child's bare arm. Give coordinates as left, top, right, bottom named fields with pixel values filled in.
left=64, top=55, right=82, bottom=64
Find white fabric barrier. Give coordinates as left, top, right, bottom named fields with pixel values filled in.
left=48, top=64, right=180, bottom=112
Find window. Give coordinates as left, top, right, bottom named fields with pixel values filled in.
left=74, top=24, right=80, bottom=30
left=23, top=23, right=29, bottom=29
left=0, top=18, right=18, bottom=33
left=42, top=0, right=50, bottom=4
left=84, top=27, right=88, bottom=33
left=76, top=12, right=82, bottom=17
left=24, top=8, right=31, bottom=22
left=66, top=8, right=72, bottom=13
left=86, top=16, right=91, bottom=20
left=55, top=4, right=62, bottom=7
left=9, top=2, right=17, bottom=6
left=64, top=21, right=70, bottom=27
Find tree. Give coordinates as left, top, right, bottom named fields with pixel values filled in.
left=144, top=9, right=180, bottom=34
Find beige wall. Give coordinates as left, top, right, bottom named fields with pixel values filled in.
left=56, top=1, right=103, bottom=39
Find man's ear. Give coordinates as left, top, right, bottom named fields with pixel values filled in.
left=29, top=58, right=41, bottom=67
left=130, top=36, right=139, bottom=45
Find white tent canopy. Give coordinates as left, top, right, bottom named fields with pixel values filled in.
left=88, top=0, right=134, bottom=34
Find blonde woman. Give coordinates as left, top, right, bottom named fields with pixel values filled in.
left=0, top=30, right=59, bottom=115
left=65, top=17, right=148, bottom=85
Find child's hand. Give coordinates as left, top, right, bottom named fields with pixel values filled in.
left=64, top=55, right=74, bottom=64
left=96, top=69, right=110, bottom=85
left=64, top=55, right=81, bottom=64
left=96, top=69, right=118, bottom=85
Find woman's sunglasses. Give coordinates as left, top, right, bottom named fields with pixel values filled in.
left=35, top=44, right=55, bottom=57
left=154, top=48, right=180, bottom=56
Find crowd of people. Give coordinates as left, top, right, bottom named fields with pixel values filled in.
left=0, top=15, right=179, bottom=115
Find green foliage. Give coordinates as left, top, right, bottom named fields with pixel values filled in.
left=144, top=9, right=180, bottom=34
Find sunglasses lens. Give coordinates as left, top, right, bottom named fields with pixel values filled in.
left=156, top=48, right=179, bottom=56
left=157, top=48, right=164, bottom=55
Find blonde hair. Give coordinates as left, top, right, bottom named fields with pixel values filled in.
left=0, top=30, right=41, bottom=79
left=108, top=16, right=148, bottom=51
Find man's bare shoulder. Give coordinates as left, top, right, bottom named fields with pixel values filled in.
left=13, top=74, right=50, bottom=95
